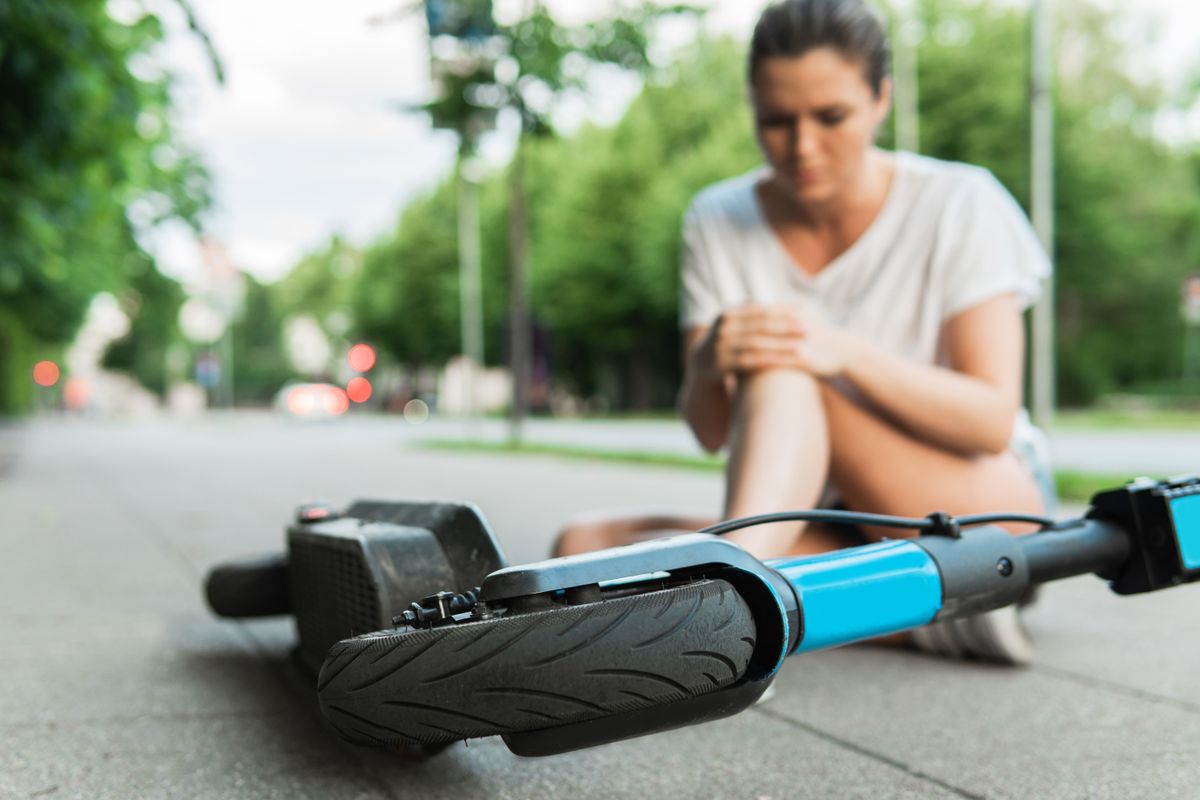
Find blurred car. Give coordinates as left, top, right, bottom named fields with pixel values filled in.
left=274, top=382, right=350, bottom=420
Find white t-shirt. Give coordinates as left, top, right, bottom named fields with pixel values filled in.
left=679, top=151, right=1051, bottom=369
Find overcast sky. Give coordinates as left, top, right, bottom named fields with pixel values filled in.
left=138, top=0, right=1199, bottom=286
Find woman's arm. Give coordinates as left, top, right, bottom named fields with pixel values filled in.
left=680, top=197, right=798, bottom=449
left=827, top=294, right=1025, bottom=455
left=679, top=326, right=732, bottom=452
left=678, top=306, right=808, bottom=452
left=679, top=296, right=1024, bottom=456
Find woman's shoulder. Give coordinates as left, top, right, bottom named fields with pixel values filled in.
left=893, top=151, right=1008, bottom=203
left=685, top=168, right=766, bottom=225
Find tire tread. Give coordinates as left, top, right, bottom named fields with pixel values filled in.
left=318, top=579, right=756, bottom=746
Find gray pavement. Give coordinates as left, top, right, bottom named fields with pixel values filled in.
left=2, top=413, right=1198, bottom=799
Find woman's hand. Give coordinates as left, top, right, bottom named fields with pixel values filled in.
left=692, top=304, right=853, bottom=380
left=780, top=309, right=857, bottom=377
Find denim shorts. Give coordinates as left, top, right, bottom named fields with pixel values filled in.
left=1010, top=409, right=1056, bottom=514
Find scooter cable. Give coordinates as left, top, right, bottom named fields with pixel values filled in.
left=699, top=509, right=1058, bottom=538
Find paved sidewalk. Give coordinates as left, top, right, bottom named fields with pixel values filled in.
left=2, top=415, right=1198, bottom=799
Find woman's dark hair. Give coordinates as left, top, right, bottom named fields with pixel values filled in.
left=749, top=0, right=891, bottom=96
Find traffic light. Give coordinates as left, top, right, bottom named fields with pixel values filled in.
left=32, top=360, right=60, bottom=387
left=346, top=343, right=376, bottom=405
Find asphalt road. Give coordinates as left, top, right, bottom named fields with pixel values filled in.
left=2, top=413, right=1198, bottom=799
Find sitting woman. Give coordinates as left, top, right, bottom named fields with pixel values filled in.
left=554, top=0, right=1053, bottom=664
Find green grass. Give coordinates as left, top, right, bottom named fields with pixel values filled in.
left=424, top=439, right=726, bottom=471
left=1053, top=469, right=1137, bottom=503
left=424, top=439, right=1135, bottom=502
left=1055, top=408, right=1200, bottom=430
left=484, top=407, right=1200, bottom=429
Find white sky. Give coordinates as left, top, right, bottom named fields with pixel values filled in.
left=131, top=0, right=1199, bottom=285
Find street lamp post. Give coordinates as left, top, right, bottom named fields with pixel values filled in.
left=1030, top=0, right=1056, bottom=430
left=457, top=158, right=485, bottom=426
left=891, top=0, right=920, bottom=154
left=423, top=0, right=496, bottom=432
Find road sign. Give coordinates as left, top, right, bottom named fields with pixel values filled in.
left=195, top=353, right=221, bottom=389
left=425, top=0, right=494, bottom=40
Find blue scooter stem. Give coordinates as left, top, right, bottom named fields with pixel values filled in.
left=769, top=540, right=943, bottom=652
left=768, top=518, right=1132, bottom=654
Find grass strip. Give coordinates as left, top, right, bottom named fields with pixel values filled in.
left=1053, top=469, right=1139, bottom=503
left=425, top=439, right=1138, bottom=503
left=1055, top=409, right=1200, bottom=430
left=423, top=439, right=725, bottom=471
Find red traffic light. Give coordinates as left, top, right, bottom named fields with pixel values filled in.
left=348, top=343, right=376, bottom=372
left=33, top=360, right=60, bottom=387
left=347, top=377, right=372, bottom=404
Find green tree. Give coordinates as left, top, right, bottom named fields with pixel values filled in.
left=232, top=275, right=294, bottom=404
left=273, top=234, right=362, bottom=341
left=419, top=1, right=696, bottom=426
left=351, top=40, right=754, bottom=403
left=101, top=256, right=184, bottom=396
left=354, top=183, right=471, bottom=367
left=348, top=168, right=511, bottom=374
left=910, top=0, right=1200, bottom=403
left=0, top=0, right=211, bottom=412
left=531, top=39, right=759, bottom=407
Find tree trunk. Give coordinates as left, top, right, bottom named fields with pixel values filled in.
left=627, top=347, right=655, bottom=411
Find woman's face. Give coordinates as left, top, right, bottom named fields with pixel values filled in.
left=751, top=48, right=891, bottom=205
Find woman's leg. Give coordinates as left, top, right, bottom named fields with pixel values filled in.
left=551, top=511, right=717, bottom=557
left=553, top=369, right=838, bottom=559
left=553, top=369, right=1043, bottom=559
left=726, top=369, right=1044, bottom=541
left=721, top=369, right=831, bottom=555
left=818, top=382, right=1045, bottom=539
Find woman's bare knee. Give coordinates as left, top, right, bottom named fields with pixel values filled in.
left=735, top=368, right=822, bottom=409
left=726, top=368, right=830, bottom=525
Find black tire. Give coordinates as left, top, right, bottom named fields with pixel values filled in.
left=317, top=578, right=756, bottom=747
left=204, top=553, right=291, bottom=618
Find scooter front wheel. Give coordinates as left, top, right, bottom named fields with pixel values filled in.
left=317, top=578, right=756, bottom=747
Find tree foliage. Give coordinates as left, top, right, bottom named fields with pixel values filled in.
left=356, top=184, right=479, bottom=367
left=529, top=40, right=760, bottom=406
left=0, top=0, right=210, bottom=412
left=101, top=255, right=184, bottom=396
left=232, top=275, right=294, bottom=404
left=422, top=2, right=697, bottom=148
left=273, top=234, right=362, bottom=338
left=904, top=0, right=1200, bottom=403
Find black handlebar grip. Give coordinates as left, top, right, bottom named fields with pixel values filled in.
left=204, top=552, right=292, bottom=618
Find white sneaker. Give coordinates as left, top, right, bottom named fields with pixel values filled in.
left=754, top=679, right=778, bottom=705
left=910, top=605, right=1033, bottom=666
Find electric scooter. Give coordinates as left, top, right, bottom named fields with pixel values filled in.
left=205, top=475, right=1200, bottom=757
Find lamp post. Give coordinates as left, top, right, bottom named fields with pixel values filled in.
left=458, top=157, right=485, bottom=426
left=891, top=0, right=920, bottom=154
left=1029, top=0, right=1056, bottom=430
left=423, top=0, right=496, bottom=431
